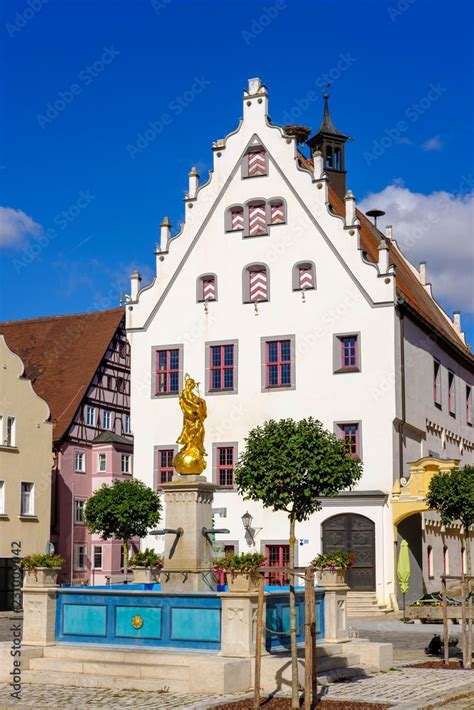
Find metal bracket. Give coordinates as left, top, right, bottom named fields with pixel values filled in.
left=201, top=527, right=230, bottom=542
left=150, top=527, right=184, bottom=539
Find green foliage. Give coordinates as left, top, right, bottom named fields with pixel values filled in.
left=426, top=466, right=474, bottom=530
left=213, top=552, right=266, bottom=573
left=84, top=479, right=162, bottom=544
left=20, top=553, right=64, bottom=570
left=235, top=418, right=363, bottom=521
left=311, top=551, right=354, bottom=570
left=128, top=548, right=162, bottom=569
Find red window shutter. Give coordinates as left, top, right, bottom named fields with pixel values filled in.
left=248, top=150, right=266, bottom=176
left=248, top=204, right=267, bottom=235
left=299, top=266, right=313, bottom=289
left=270, top=202, right=284, bottom=224
left=231, top=209, right=244, bottom=230
left=249, top=269, right=268, bottom=302
left=202, top=277, right=216, bottom=301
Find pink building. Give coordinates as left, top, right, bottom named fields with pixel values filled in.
left=0, top=308, right=134, bottom=584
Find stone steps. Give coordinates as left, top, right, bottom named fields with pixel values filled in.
left=347, top=592, right=391, bottom=617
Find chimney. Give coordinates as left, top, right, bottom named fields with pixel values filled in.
left=453, top=311, right=461, bottom=333
left=130, top=271, right=142, bottom=301
left=160, top=216, right=171, bottom=249
left=312, top=150, right=324, bottom=179
left=188, top=166, right=199, bottom=199
left=344, top=190, right=356, bottom=226
left=419, top=262, right=427, bottom=285
left=385, top=225, right=393, bottom=240
left=378, top=238, right=390, bottom=274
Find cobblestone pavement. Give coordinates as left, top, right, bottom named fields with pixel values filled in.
left=0, top=668, right=473, bottom=710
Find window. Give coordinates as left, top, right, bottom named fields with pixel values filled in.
left=336, top=422, right=361, bottom=458
left=93, top=546, right=103, bottom=570
left=265, top=339, right=292, bottom=388
left=215, top=445, right=236, bottom=488
left=427, top=546, right=433, bottom=578
left=265, top=544, right=290, bottom=586
left=433, top=360, right=441, bottom=407
left=208, top=343, right=236, bottom=392
left=121, top=454, right=131, bottom=474
left=5, top=416, right=16, bottom=447
left=230, top=207, right=244, bottom=231
left=103, top=410, right=112, bottom=430
left=156, top=448, right=175, bottom=486
left=334, top=333, right=360, bottom=373
left=243, top=264, right=269, bottom=303
left=269, top=200, right=285, bottom=224
left=248, top=202, right=267, bottom=236
left=0, top=481, right=5, bottom=515
left=197, top=274, right=217, bottom=302
left=116, top=377, right=125, bottom=394
left=443, top=546, right=449, bottom=575
left=124, top=414, right=131, bottom=434
left=153, top=346, right=182, bottom=396
left=119, top=342, right=127, bottom=359
left=74, top=499, right=85, bottom=524
left=74, top=451, right=85, bottom=472
left=247, top=149, right=267, bottom=177
left=461, top=547, right=466, bottom=575
left=74, top=544, right=86, bottom=571
left=98, top=453, right=106, bottom=472
left=107, top=375, right=113, bottom=389
left=466, top=386, right=472, bottom=426
left=20, top=482, right=34, bottom=516
left=86, top=406, right=96, bottom=427
left=292, top=262, right=315, bottom=291
left=448, top=371, right=456, bottom=416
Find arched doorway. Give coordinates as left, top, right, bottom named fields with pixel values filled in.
left=322, top=514, right=376, bottom=590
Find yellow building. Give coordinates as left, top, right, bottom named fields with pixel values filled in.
left=0, top=334, right=52, bottom=610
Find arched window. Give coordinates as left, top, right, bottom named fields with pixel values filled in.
left=225, top=205, right=244, bottom=232
left=461, top=547, right=466, bottom=575
left=247, top=200, right=267, bottom=236
left=197, top=274, right=217, bottom=302
left=242, top=147, right=267, bottom=177
left=334, top=147, right=341, bottom=170
left=242, top=263, right=269, bottom=303
left=427, top=545, right=433, bottom=578
left=443, top=546, right=449, bottom=575
left=325, top=145, right=333, bottom=168
left=268, top=199, right=286, bottom=225
left=292, top=261, right=316, bottom=291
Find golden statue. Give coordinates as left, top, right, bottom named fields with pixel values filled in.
left=172, top=373, right=207, bottom=475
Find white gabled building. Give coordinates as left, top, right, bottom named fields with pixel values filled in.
left=127, top=78, right=473, bottom=609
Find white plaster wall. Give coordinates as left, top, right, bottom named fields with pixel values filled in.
left=127, top=80, right=399, bottom=604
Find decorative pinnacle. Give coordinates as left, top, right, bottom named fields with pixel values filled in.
left=189, top=166, right=199, bottom=177
left=160, top=216, right=171, bottom=227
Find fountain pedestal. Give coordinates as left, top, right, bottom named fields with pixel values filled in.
left=160, top=475, right=218, bottom=593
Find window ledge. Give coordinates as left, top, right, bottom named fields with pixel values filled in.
left=0, top=514, right=9, bottom=519
left=0, top=445, right=19, bottom=453
left=18, top=515, right=38, bottom=521
left=334, top=367, right=361, bottom=374
left=434, top=402, right=442, bottom=410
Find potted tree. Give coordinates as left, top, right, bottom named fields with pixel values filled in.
left=312, top=551, right=354, bottom=586
left=20, top=553, right=64, bottom=587
left=214, top=552, right=266, bottom=592
left=128, top=548, right=162, bottom=583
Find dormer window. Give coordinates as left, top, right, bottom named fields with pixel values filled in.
left=197, top=274, right=217, bottom=302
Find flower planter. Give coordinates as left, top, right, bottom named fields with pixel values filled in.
left=23, top=567, right=60, bottom=587
left=226, top=572, right=260, bottom=593
left=316, top=567, right=347, bottom=586
left=131, top=567, right=160, bottom=583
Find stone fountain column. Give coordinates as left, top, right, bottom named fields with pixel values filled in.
left=160, top=475, right=218, bottom=593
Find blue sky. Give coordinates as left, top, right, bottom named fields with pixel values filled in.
left=0, top=0, right=473, bottom=344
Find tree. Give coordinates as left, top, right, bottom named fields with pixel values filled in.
left=236, top=418, right=363, bottom=708
left=426, top=465, right=474, bottom=668
left=84, top=479, right=162, bottom=576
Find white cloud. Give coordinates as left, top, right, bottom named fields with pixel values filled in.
left=359, top=184, right=474, bottom=315
left=422, top=135, right=443, bottom=151
left=0, top=206, right=43, bottom=248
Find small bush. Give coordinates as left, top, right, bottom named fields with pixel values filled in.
left=311, top=551, right=354, bottom=570
left=213, top=552, right=266, bottom=573
left=128, top=548, right=162, bottom=568
left=20, top=553, right=64, bottom=570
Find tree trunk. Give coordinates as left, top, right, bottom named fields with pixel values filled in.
left=123, top=540, right=129, bottom=578
left=289, top=513, right=299, bottom=709
left=464, top=525, right=472, bottom=668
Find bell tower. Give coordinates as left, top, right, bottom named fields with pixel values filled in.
left=307, top=91, right=350, bottom=199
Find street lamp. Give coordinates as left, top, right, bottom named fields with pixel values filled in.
left=241, top=511, right=253, bottom=532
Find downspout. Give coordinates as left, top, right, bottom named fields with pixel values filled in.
left=398, top=308, right=406, bottom=480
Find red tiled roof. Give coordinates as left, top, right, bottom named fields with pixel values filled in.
left=0, top=308, right=124, bottom=443
left=297, top=151, right=472, bottom=360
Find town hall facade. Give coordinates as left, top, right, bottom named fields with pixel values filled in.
left=127, top=78, right=473, bottom=609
